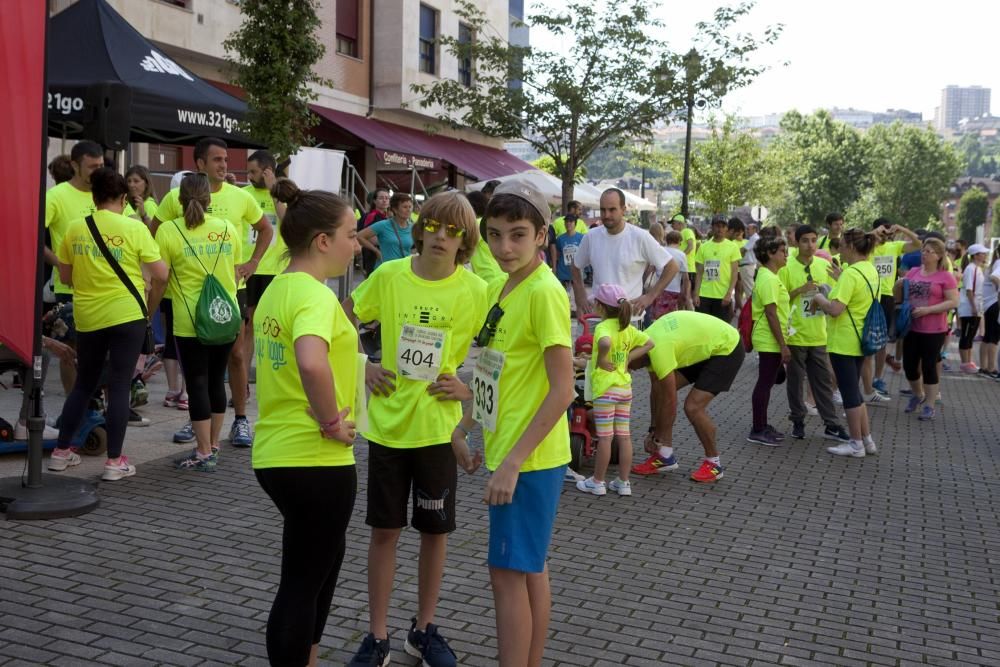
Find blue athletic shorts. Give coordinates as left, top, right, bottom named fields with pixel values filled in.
left=488, top=465, right=565, bottom=573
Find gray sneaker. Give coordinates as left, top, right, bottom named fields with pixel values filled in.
left=746, top=430, right=781, bottom=446
left=173, top=421, right=195, bottom=443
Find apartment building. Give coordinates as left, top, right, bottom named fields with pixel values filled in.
left=48, top=0, right=532, bottom=194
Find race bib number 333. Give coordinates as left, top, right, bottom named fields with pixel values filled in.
left=472, top=349, right=504, bottom=432
left=396, top=324, right=444, bottom=381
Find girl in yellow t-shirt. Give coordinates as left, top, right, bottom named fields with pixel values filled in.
left=251, top=179, right=360, bottom=665
left=125, top=165, right=158, bottom=228
left=577, top=283, right=653, bottom=497
left=50, top=168, right=167, bottom=481
left=811, top=228, right=880, bottom=458
left=747, top=236, right=790, bottom=447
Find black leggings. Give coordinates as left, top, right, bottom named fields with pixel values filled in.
left=57, top=319, right=145, bottom=459
left=175, top=337, right=234, bottom=421
left=255, top=466, right=357, bottom=666
left=752, top=352, right=782, bottom=432
left=959, top=316, right=980, bottom=350
left=903, top=331, right=946, bottom=384
left=160, top=299, right=178, bottom=361
left=829, top=353, right=864, bottom=409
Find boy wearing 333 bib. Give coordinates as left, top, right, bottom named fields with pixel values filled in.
left=345, top=192, right=487, bottom=667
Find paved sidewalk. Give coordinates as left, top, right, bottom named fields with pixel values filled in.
left=2, top=353, right=1000, bottom=665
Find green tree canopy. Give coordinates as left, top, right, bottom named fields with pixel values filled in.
left=223, top=0, right=331, bottom=159
left=768, top=110, right=869, bottom=225
left=412, top=0, right=781, bottom=207
left=957, top=187, right=989, bottom=244
left=862, top=123, right=962, bottom=230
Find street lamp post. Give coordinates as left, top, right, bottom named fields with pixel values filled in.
left=678, top=48, right=723, bottom=219
left=681, top=89, right=694, bottom=218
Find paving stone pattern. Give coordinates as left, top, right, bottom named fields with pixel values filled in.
left=2, top=359, right=999, bottom=666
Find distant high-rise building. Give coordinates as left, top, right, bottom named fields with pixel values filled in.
left=937, top=86, right=991, bottom=131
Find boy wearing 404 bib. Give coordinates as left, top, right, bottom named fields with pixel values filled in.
left=345, top=192, right=488, bottom=667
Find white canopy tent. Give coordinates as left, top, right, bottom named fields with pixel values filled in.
left=467, top=170, right=602, bottom=208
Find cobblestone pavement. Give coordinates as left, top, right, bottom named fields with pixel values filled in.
left=2, top=348, right=1000, bottom=666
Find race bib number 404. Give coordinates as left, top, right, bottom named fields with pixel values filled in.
left=472, top=348, right=505, bottom=432
left=396, top=324, right=445, bottom=381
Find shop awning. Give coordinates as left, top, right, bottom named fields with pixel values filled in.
left=311, top=106, right=535, bottom=181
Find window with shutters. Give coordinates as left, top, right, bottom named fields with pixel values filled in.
left=419, top=4, right=437, bottom=74
left=458, top=22, right=473, bottom=87
left=336, top=0, right=359, bottom=58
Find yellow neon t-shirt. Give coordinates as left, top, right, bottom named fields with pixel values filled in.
left=646, top=310, right=740, bottom=380
left=681, top=228, right=697, bottom=267
left=827, top=262, right=879, bottom=357
left=157, top=182, right=263, bottom=263
left=242, top=185, right=287, bottom=275
left=777, top=255, right=835, bottom=347
left=252, top=272, right=357, bottom=469
left=751, top=266, right=790, bottom=353
left=56, top=210, right=160, bottom=332
left=46, top=182, right=97, bottom=295
left=872, top=240, right=906, bottom=297
left=695, top=238, right=741, bottom=299
left=482, top=263, right=571, bottom=472
left=589, top=319, right=649, bottom=399
left=351, top=257, right=488, bottom=448
left=469, top=235, right=506, bottom=285
left=154, top=216, right=242, bottom=338
left=551, top=216, right=589, bottom=237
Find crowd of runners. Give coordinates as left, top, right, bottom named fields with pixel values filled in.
left=15, top=134, right=997, bottom=666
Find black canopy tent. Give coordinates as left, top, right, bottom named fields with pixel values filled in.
left=47, top=0, right=256, bottom=148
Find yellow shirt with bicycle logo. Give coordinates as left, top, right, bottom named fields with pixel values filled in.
left=252, top=272, right=358, bottom=469
left=154, top=215, right=241, bottom=338
left=56, top=210, right=160, bottom=332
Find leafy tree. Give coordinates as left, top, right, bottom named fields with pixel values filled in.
left=412, top=0, right=781, bottom=207
left=532, top=154, right=586, bottom=182
left=862, top=123, right=962, bottom=230
left=681, top=115, right=776, bottom=214
left=957, top=187, right=989, bottom=244
left=768, top=110, right=869, bottom=225
left=223, top=0, right=331, bottom=159
left=994, top=198, right=1000, bottom=237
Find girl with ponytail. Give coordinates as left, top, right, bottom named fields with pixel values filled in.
left=577, top=283, right=655, bottom=497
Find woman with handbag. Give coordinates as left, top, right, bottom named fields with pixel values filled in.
left=148, top=173, right=242, bottom=472
left=896, top=238, right=959, bottom=420
left=49, top=168, right=167, bottom=480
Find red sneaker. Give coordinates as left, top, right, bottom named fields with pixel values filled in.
left=631, top=453, right=679, bottom=476
left=690, top=459, right=724, bottom=483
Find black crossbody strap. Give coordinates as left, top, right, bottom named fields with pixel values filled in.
left=85, top=215, right=148, bottom=320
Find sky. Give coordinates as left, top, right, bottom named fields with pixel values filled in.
left=535, top=0, right=999, bottom=121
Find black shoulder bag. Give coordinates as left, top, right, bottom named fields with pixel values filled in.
left=85, top=215, right=155, bottom=354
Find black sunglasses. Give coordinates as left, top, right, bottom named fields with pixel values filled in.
left=475, top=303, right=504, bottom=347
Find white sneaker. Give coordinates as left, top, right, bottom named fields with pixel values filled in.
left=805, top=403, right=819, bottom=417
left=827, top=442, right=865, bottom=458
left=563, top=467, right=586, bottom=483
left=864, top=391, right=891, bottom=406
left=48, top=448, right=82, bottom=471
left=14, top=421, right=59, bottom=440
left=864, top=441, right=878, bottom=455
left=102, top=455, right=137, bottom=481
left=608, top=478, right=632, bottom=496
left=576, top=476, right=607, bottom=496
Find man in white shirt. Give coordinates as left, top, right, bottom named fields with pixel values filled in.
left=571, top=189, right=677, bottom=315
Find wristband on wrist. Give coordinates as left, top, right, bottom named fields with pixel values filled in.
left=456, top=423, right=471, bottom=437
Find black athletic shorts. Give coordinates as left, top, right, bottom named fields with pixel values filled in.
left=236, top=288, right=249, bottom=322
left=246, top=274, right=275, bottom=309
left=676, top=342, right=745, bottom=395
left=366, top=441, right=457, bottom=534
